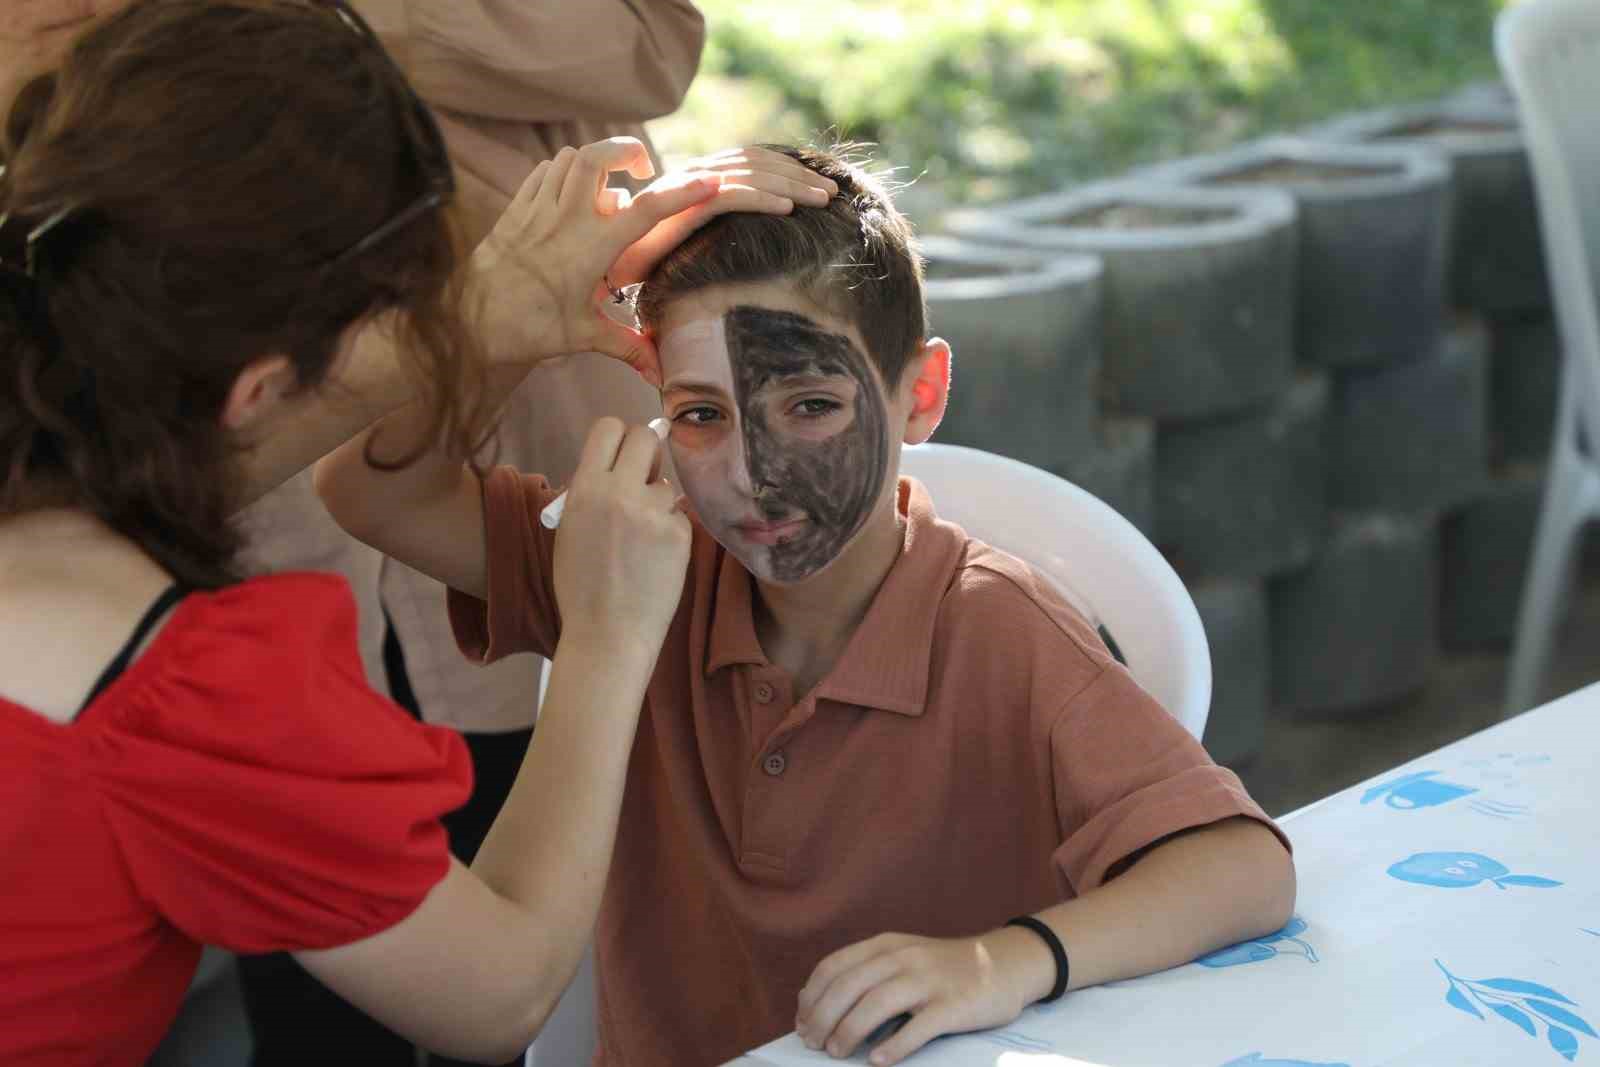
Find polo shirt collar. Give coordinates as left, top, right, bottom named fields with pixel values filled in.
left=703, top=477, right=967, bottom=717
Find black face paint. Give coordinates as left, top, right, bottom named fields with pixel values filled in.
left=725, top=305, right=889, bottom=583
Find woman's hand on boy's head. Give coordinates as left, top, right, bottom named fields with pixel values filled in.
left=471, top=138, right=720, bottom=385
left=605, top=146, right=840, bottom=288
left=795, top=929, right=1042, bottom=1065
left=1, top=0, right=109, bottom=86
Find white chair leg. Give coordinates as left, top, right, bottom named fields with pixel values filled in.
left=1505, top=456, right=1587, bottom=716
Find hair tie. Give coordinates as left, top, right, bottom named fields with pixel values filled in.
left=0, top=165, right=73, bottom=281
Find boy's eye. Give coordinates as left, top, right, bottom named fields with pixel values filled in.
left=673, top=406, right=723, bottom=426
left=790, top=397, right=843, bottom=418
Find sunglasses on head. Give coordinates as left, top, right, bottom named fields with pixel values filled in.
left=310, top=0, right=455, bottom=270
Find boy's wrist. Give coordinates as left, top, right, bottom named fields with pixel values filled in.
left=981, top=922, right=1060, bottom=1008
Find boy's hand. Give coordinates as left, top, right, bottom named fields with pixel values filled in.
left=553, top=418, right=691, bottom=663
left=796, top=928, right=1047, bottom=1065
left=604, top=145, right=841, bottom=287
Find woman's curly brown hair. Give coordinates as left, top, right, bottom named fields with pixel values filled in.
left=0, top=0, right=491, bottom=588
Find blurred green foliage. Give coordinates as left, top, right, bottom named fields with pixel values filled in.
left=653, top=0, right=1511, bottom=217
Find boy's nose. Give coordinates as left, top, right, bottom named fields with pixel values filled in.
left=725, top=432, right=756, bottom=497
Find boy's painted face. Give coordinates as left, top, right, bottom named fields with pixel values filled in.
left=659, top=302, right=890, bottom=584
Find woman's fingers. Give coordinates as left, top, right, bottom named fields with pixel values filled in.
left=589, top=317, right=662, bottom=387
left=608, top=170, right=723, bottom=250
left=606, top=180, right=801, bottom=287
left=538, top=146, right=580, bottom=218
left=505, top=158, right=552, bottom=221
left=596, top=186, right=632, bottom=217
left=696, top=146, right=839, bottom=199
left=574, top=417, right=628, bottom=477
left=613, top=421, right=666, bottom=484
left=558, top=137, right=655, bottom=212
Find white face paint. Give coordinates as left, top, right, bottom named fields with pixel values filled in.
left=658, top=305, right=890, bottom=584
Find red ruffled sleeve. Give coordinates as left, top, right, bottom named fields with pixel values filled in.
left=90, top=574, right=472, bottom=953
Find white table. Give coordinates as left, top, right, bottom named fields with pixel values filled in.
left=730, top=682, right=1600, bottom=1067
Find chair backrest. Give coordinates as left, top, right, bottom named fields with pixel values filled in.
left=899, top=442, right=1211, bottom=739
left=1495, top=0, right=1600, bottom=449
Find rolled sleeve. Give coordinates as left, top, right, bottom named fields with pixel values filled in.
left=1049, top=669, right=1290, bottom=894
left=392, top=0, right=706, bottom=124
left=446, top=466, right=562, bottom=664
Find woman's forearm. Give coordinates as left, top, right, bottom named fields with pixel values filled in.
left=463, top=633, right=658, bottom=1045
left=997, top=817, right=1296, bottom=1003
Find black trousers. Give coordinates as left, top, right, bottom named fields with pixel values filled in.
left=239, top=622, right=534, bottom=1067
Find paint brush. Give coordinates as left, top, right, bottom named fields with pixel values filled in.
left=539, top=417, right=671, bottom=530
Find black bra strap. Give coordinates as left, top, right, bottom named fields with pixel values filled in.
left=78, top=585, right=188, bottom=714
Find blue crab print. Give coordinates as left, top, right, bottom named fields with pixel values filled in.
left=1198, top=916, right=1319, bottom=968
left=1388, top=852, right=1561, bottom=890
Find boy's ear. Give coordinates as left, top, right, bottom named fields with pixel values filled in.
left=902, top=337, right=951, bottom=446
left=222, top=354, right=298, bottom=432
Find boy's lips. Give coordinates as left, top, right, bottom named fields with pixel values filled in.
left=731, top=517, right=808, bottom=546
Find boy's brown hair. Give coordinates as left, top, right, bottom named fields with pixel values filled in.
left=636, top=144, right=927, bottom=387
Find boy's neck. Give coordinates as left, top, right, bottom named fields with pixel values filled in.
left=750, top=494, right=906, bottom=698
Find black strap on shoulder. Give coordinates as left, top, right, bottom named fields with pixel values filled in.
left=78, top=585, right=188, bottom=714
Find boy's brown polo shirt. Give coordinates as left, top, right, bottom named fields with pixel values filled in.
left=449, top=471, right=1288, bottom=1067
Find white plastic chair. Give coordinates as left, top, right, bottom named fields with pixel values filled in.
left=524, top=663, right=600, bottom=1067
left=1495, top=0, right=1600, bottom=716
left=900, top=442, right=1212, bottom=739
left=526, top=444, right=1212, bottom=1065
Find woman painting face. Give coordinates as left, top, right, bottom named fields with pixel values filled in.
left=659, top=302, right=889, bottom=584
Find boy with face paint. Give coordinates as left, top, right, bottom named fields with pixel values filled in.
left=324, top=146, right=1295, bottom=1067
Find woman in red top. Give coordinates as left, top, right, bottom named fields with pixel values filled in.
left=0, top=2, right=826, bottom=1063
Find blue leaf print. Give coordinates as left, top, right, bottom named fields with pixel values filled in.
left=1529, top=1000, right=1600, bottom=1039
left=1447, top=985, right=1483, bottom=1019
left=1550, top=1027, right=1580, bottom=1062
left=1492, top=1003, right=1538, bottom=1037
left=1495, top=876, right=1563, bottom=888
left=1479, top=978, right=1578, bottom=1005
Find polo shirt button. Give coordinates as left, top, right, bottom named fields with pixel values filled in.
left=754, top=682, right=775, bottom=704
left=762, top=751, right=787, bottom=777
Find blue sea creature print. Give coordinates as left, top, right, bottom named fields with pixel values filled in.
left=1388, top=852, right=1562, bottom=890
left=1198, top=916, right=1318, bottom=968
left=1437, top=960, right=1597, bottom=1061
left=1219, top=1056, right=1351, bottom=1067
left=1361, top=770, right=1528, bottom=818
left=1362, top=770, right=1477, bottom=809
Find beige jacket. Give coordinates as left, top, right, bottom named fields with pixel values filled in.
left=239, top=0, right=704, bottom=732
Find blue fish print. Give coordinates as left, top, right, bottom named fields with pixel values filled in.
left=1219, top=1056, right=1351, bottom=1067
left=1388, top=852, right=1562, bottom=890
left=1361, top=770, right=1477, bottom=810
left=1198, top=916, right=1319, bottom=968
left=1437, top=959, right=1597, bottom=1061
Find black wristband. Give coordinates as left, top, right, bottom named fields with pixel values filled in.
left=1005, top=915, right=1070, bottom=1004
